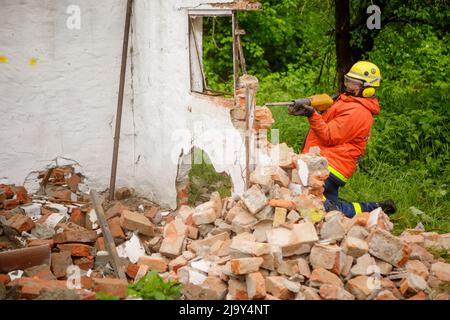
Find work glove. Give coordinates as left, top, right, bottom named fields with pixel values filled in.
left=288, top=100, right=315, bottom=117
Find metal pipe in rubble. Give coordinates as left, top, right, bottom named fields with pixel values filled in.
left=109, top=0, right=133, bottom=201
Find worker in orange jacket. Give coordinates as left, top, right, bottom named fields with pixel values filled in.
left=288, top=61, right=395, bottom=218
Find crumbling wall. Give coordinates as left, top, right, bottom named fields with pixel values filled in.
left=0, top=0, right=256, bottom=209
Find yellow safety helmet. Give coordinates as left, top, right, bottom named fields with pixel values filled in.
left=345, top=61, right=381, bottom=97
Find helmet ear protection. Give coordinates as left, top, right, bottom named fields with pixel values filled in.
left=362, top=87, right=376, bottom=98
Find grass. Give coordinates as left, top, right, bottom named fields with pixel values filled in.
left=339, top=162, right=450, bottom=235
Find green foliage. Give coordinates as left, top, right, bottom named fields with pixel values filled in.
left=365, top=110, right=450, bottom=177
left=127, top=271, right=182, bottom=300
left=95, top=292, right=120, bottom=300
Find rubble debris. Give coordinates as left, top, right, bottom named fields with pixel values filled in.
left=0, top=245, right=51, bottom=273
left=0, top=150, right=448, bottom=301
left=120, top=210, right=155, bottom=236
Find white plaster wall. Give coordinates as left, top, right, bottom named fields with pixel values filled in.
left=0, top=0, right=251, bottom=209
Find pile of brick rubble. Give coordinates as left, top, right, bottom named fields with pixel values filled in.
left=0, top=145, right=448, bottom=300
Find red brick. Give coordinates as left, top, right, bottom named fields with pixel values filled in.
left=269, top=199, right=296, bottom=211
left=246, top=272, right=266, bottom=299
left=367, top=228, right=411, bottom=267
left=81, top=276, right=93, bottom=289
left=265, top=276, right=293, bottom=300
left=93, top=278, right=128, bottom=299
left=0, top=274, right=11, bottom=285
left=7, top=277, right=68, bottom=299
left=405, top=260, right=429, bottom=280
left=310, top=268, right=343, bottom=287
left=230, top=258, right=264, bottom=275
left=73, top=256, right=95, bottom=270
left=0, top=210, right=13, bottom=219
left=95, top=237, right=106, bottom=251
left=105, top=202, right=128, bottom=220
left=51, top=168, right=68, bottom=184
left=346, top=276, right=375, bottom=300
left=408, top=291, right=427, bottom=300
left=228, top=279, right=249, bottom=300
left=120, top=210, right=154, bottom=236
left=160, top=235, right=185, bottom=258
left=51, top=189, right=72, bottom=201
left=70, top=208, right=85, bottom=227
left=15, top=186, right=31, bottom=204
left=115, top=187, right=131, bottom=200
left=138, top=256, right=167, bottom=272
left=164, top=215, right=174, bottom=223
left=168, top=256, right=188, bottom=272
left=67, top=174, right=81, bottom=193
left=0, top=184, right=14, bottom=199
left=57, top=244, right=95, bottom=257
left=80, top=292, right=97, bottom=300
left=144, top=206, right=160, bottom=221
left=51, top=251, right=72, bottom=278
left=126, top=263, right=140, bottom=279
left=186, top=225, right=199, bottom=240
left=24, top=264, right=56, bottom=280
left=27, top=239, right=54, bottom=248
left=108, top=216, right=126, bottom=239
left=53, top=230, right=98, bottom=244
left=375, top=290, right=399, bottom=300
left=4, top=199, right=21, bottom=210
left=7, top=214, right=35, bottom=233
left=399, top=273, right=428, bottom=296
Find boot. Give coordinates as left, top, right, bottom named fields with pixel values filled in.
left=378, top=199, right=396, bottom=215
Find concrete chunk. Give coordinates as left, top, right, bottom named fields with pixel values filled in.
left=367, top=228, right=411, bottom=267
left=229, top=238, right=271, bottom=258
left=138, top=255, right=167, bottom=272
left=266, top=221, right=318, bottom=257
left=246, top=272, right=266, bottom=299
left=228, top=279, right=249, bottom=300
left=310, top=268, right=343, bottom=288
left=310, top=244, right=345, bottom=275
left=120, top=210, right=155, bottom=236
left=159, top=235, right=185, bottom=258
left=230, top=257, right=264, bottom=275
left=241, top=185, right=267, bottom=215
left=192, top=202, right=217, bottom=225
left=342, top=236, right=369, bottom=258
left=250, top=166, right=274, bottom=188
left=350, top=253, right=377, bottom=276
left=189, top=232, right=229, bottom=255
left=320, top=215, right=345, bottom=241
left=346, top=276, right=375, bottom=300
left=319, top=284, right=355, bottom=300
left=182, top=276, right=227, bottom=300
left=265, top=276, right=294, bottom=300
left=399, top=272, right=428, bottom=296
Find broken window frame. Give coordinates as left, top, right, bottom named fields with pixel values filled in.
left=188, top=10, right=247, bottom=99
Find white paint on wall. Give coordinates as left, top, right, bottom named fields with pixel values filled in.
left=0, top=0, right=255, bottom=209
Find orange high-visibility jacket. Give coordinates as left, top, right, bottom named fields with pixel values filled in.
left=302, top=94, right=380, bottom=180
